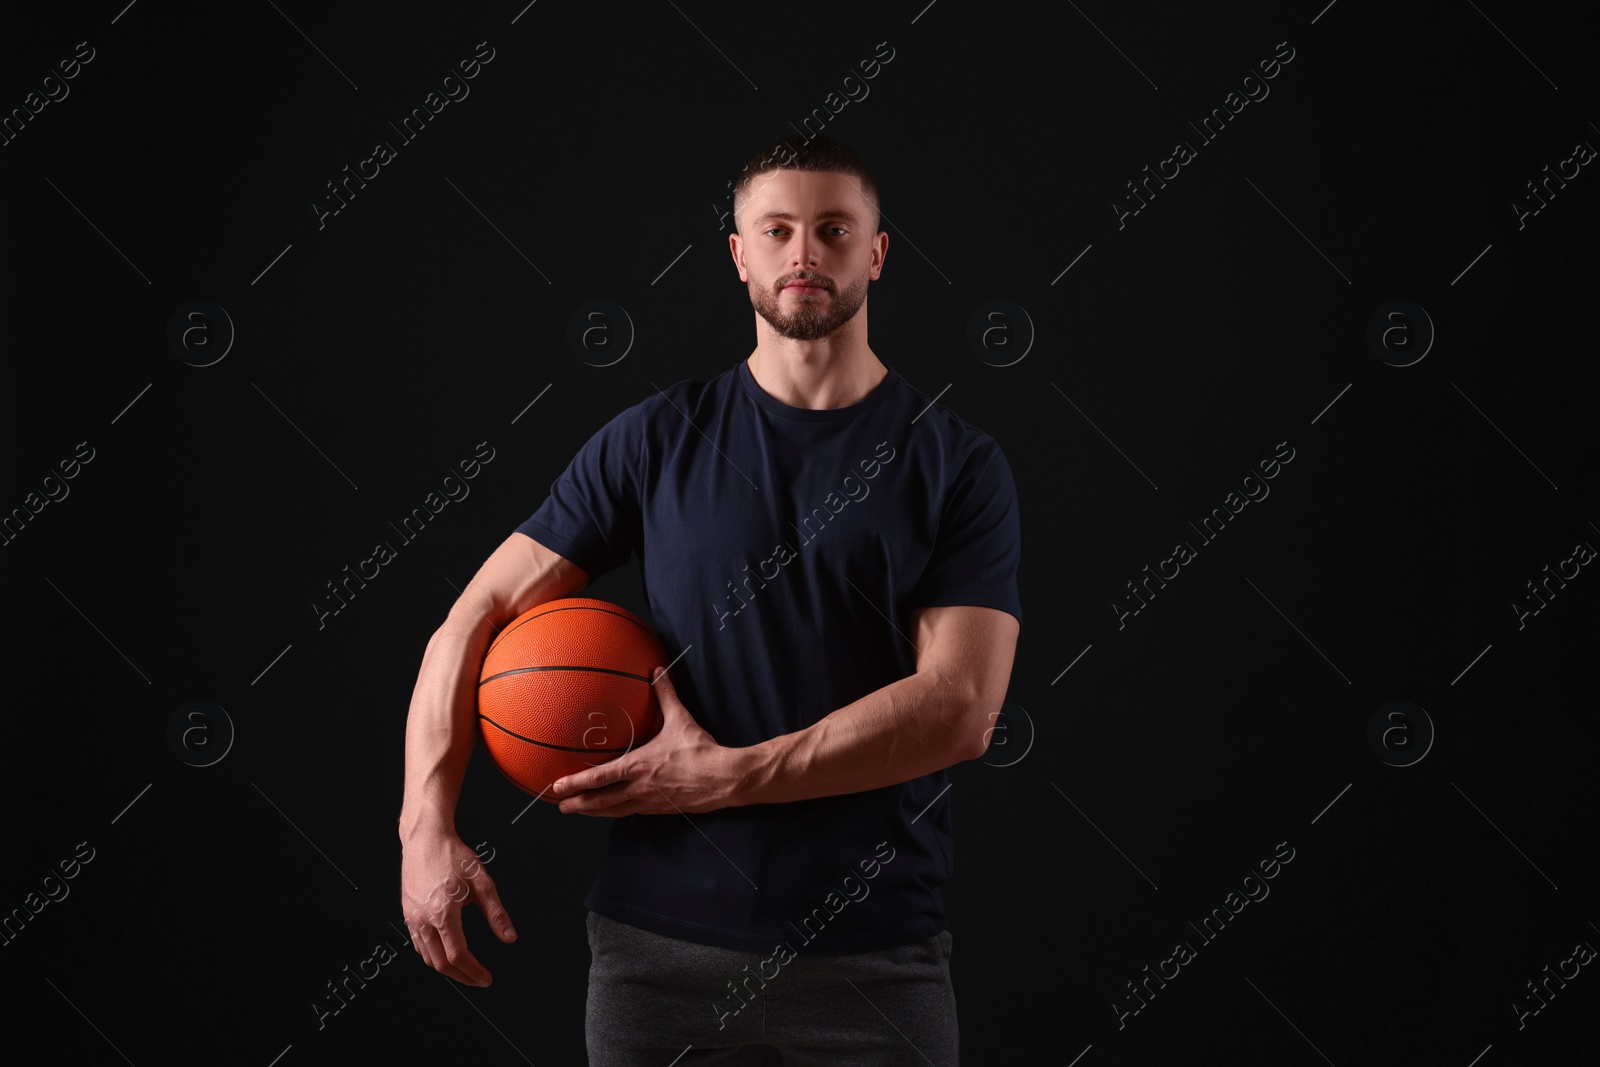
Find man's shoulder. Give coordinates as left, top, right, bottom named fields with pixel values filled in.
left=649, top=365, right=741, bottom=415
left=892, top=373, right=1010, bottom=465
left=589, top=366, right=741, bottom=437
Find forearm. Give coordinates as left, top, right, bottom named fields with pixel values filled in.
left=399, top=604, right=497, bottom=840
left=729, top=670, right=990, bottom=807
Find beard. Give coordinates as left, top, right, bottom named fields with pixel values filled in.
left=749, top=269, right=869, bottom=341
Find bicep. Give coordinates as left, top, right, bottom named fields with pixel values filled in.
left=911, top=604, right=1019, bottom=710
left=454, top=532, right=591, bottom=629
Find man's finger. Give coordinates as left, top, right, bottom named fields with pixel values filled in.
left=558, top=777, right=632, bottom=813
left=563, top=781, right=648, bottom=816
left=581, top=797, right=644, bottom=818
left=410, top=918, right=446, bottom=974
left=407, top=906, right=449, bottom=974
left=435, top=906, right=492, bottom=986
left=554, top=758, right=628, bottom=797
left=438, top=921, right=492, bottom=985
left=412, top=905, right=490, bottom=986
left=652, top=667, right=684, bottom=714
left=468, top=870, right=518, bottom=942
left=412, top=921, right=480, bottom=991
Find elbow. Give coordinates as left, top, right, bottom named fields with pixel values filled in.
left=954, top=686, right=1006, bottom=763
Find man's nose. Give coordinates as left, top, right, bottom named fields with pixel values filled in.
left=790, top=233, right=820, bottom=267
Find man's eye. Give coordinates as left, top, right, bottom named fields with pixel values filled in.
left=828, top=227, right=848, bottom=236
left=765, top=228, right=785, bottom=237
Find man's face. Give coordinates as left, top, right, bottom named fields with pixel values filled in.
left=731, top=169, right=886, bottom=342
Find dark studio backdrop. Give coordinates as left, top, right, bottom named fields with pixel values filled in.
left=2, top=1, right=1596, bottom=1063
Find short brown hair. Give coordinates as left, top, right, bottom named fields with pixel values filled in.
left=731, top=135, right=881, bottom=235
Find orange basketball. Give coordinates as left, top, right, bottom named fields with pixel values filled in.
left=477, top=597, right=668, bottom=801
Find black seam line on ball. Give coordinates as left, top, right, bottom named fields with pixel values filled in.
left=478, top=664, right=655, bottom=687
left=485, top=604, right=658, bottom=656
left=478, top=713, right=633, bottom=753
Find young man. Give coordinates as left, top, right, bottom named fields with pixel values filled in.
left=399, top=136, right=1022, bottom=1065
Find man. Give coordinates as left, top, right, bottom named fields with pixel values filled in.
left=398, top=136, right=1022, bottom=1065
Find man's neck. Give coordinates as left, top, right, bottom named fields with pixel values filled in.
left=747, top=343, right=887, bottom=411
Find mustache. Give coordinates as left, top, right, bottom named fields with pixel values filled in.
left=780, top=275, right=832, bottom=291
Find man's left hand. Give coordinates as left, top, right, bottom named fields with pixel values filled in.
left=551, top=666, right=746, bottom=816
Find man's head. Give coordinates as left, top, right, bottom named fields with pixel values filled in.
left=729, top=137, right=887, bottom=343
left=732, top=136, right=881, bottom=237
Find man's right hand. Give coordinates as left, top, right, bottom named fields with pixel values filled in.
left=400, top=830, right=517, bottom=987
left=397, top=534, right=583, bottom=987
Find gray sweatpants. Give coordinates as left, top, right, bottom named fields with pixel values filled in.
left=585, top=911, right=960, bottom=1066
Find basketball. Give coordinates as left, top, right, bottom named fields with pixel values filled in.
left=477, top=597, right=668, bottom=801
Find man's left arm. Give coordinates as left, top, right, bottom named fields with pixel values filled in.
left=731, top=602, right=1019, bottom=806
left=551, top=603, right=1018, bottom=815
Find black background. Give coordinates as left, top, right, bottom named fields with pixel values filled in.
left=2, top=1, right=1596, bottom=1064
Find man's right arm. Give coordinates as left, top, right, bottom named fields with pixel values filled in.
left=398, top=531, right=589, bottom=986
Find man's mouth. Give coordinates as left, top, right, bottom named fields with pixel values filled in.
left=784, top=281, right=828, bottom=292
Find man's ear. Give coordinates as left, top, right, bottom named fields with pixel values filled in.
left=729, top=231, right=748, bottom=281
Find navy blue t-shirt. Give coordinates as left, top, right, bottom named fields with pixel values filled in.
left=515, top=358, right=1022, bottom=954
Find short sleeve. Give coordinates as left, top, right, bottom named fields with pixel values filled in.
left=514, top=408, right=644, bottom=582
left=904, top=437, right=1022, bottom=625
